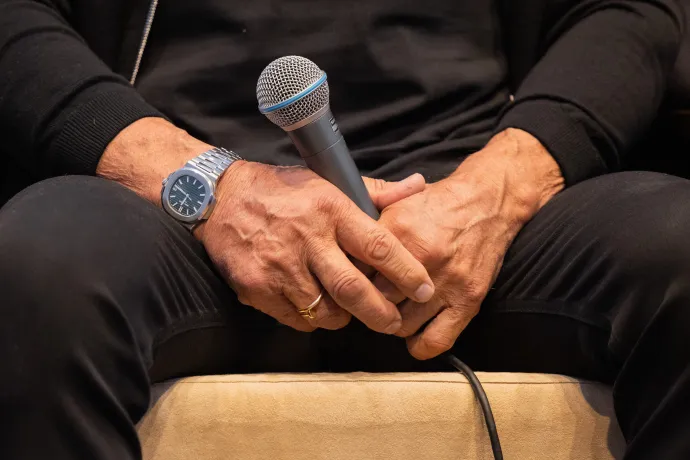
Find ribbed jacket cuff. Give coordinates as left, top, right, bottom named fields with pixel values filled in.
left=50, top=88, right=164, bottom=175
left=496, top=99, right=608, bottom=186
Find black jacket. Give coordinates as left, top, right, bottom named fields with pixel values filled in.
left=0, top=0, right=685, bottom=203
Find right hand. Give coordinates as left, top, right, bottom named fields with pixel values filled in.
left=196, top=162, right=436, bottom=333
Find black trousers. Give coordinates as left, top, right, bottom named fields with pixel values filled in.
left=1, top=171, right=690, bottom=459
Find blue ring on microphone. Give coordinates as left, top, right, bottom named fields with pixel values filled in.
left=259, top=72, right=327, bottom=114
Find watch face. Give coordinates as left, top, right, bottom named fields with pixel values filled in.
left=167, top=174, right=208, bottom=218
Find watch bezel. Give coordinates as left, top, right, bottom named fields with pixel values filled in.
left=161, top=167, right=216, bottom=224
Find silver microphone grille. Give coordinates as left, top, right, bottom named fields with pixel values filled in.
left=256, top=56, right=330, bottom=129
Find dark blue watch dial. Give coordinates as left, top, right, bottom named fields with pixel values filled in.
left=168, top=175, right=207, bottom=217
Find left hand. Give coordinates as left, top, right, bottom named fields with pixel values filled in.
left=373, top=129, right=565, bottom=360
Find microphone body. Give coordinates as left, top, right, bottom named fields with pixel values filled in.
left=287, top=108, right=379, bottom=219
left=257, top=56, right=379, bottom=219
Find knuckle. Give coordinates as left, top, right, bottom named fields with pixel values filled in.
left=426, top=244, right=453, bottom=266
left=447, top=264, right=474, bottom=290
left=304, top=238, right=329, bottom=262
left=444, top=302, right=480, bottom=328
left=383, top=213, right=413, bottom=240
left=396, top=324, right=418, bottom=338
left=264, top=252, right=289, bottom=273
left=315, top=193, right=348, bottom=218
left=407, top=238, right=448, bottom=268
left=450, top=270, right=489, bottom=306
left=364, top=231, right=395, bottom=263
left=315, top=194, right=336, bottom=212
left=282, top=263, right=303, bottom=282
left=368, top=309, right=396, bottom=332
left=331, top=269, right=366, bottom=303
left=371, top=178, right=387, bottom=194
left=450, top=303, right=479, bottom=321
left=419, top=331, right=455, bottom=355
left=412, top=245, right=431, bottom=266
left=398, top=264, right=421, bottom=286
left=464, top=284, right=487, bottom=305
left=452, top=264, right=471, bottom=280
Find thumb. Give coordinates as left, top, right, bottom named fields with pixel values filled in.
left=362, top=173, right=426, bottom=210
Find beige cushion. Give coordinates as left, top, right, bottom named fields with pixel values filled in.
left=139, top=372, right=624, bottom=460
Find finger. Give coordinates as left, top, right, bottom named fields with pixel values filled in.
left=396, top=297, right=445, bottom=338
left=335, top=212, right=435, bottom=304
left=282, top=278, right=351, bottom=331
left=313, top=294, right=352, bottom=330
left=372, top=273, right=407, bottom=304
left=362, top=174, right=426, bottom=210
left=309, top=245, right=402, bottom=334
left=252, top=296, right=316, bottom=333
left=351, top=258, right=376, bottom=278
left=406, top=306, right=475, bottom=360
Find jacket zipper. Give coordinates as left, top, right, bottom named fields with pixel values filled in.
left=130, top=0, right=159, bottom=85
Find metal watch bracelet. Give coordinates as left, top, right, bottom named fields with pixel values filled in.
left=187, top=147, right=243, bottom=181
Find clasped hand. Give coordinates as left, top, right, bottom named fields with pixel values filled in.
left=373, top=129, right=564, bottom=359
left=197, top=162, right=436, bottom=334
left=198, top=129, right=563, bottom=360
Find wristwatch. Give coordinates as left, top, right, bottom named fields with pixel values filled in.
left=161, top=147, right=243, bottom=230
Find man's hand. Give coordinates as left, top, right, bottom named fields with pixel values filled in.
left=98, top=118, right=435, bottom=333
left=197, top=163, right=435, bottom=333
left=373, top=129, right=565, bottom=359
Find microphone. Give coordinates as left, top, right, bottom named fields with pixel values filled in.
left=256, top=56, right=379, bottom=219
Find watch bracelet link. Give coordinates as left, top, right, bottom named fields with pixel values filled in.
left=186, top=147, right=243, bottom=181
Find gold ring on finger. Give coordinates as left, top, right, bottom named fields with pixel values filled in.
left=297, top=291, right=324, bottom=320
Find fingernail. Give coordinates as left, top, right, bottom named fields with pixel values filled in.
left=385, top=318, right=403, bottom=335
left=414, top=283, right=434, bottom=303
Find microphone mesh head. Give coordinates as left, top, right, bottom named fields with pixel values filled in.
left=256, top=56, right=330, bottom=129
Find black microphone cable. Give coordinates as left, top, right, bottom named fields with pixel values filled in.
left=447, top=353, right=503, bottom=460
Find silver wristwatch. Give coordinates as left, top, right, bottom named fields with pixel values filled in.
left=161, top=147, right=243, bottom=230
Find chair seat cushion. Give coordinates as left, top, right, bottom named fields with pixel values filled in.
left=138, top=372, right=624, bottom=460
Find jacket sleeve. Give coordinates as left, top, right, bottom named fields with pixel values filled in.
left=0, top=0, right=162, bottom=177
left=496, top=0, right=685, bottom=186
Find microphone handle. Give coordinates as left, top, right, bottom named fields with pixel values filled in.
left=303, top=138, right=380, bottom=220
left=288, top=109, right=379, bottom=220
